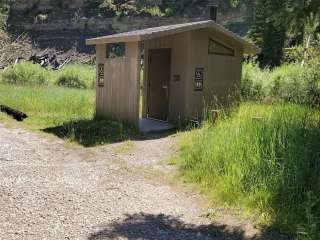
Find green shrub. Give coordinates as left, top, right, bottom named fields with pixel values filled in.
left=1, top=61, right=50, bottom=86
left=56, top=64, right=95, bottom=89
left=241, top=61, right=270, bottom=100
left=0, top=62, right=96, bottom=89
left=175, top=103, right=320, bottom=235
left=140, top=6, right=164, bottom=16
left=241, top=59, right=320, bottom=106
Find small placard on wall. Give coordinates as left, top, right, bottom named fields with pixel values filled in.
left=98, top=63, right=104, bottom=87
left=194, top=68, right=204, bottom=91
left=173, top=74, right=181, bottom=82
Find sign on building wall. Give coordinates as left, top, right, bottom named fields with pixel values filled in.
left=98, top=63, right=104, bottom=87
left=194, top=68, right=204, bottom=91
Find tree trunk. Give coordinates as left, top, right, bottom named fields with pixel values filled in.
left=301, top=34, right=311, bottom=66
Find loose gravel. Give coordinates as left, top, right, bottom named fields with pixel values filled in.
left=0, top=124, right=284, bottom=240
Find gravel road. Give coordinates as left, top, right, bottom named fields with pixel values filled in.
left=0, top=123, right=282, bottom=240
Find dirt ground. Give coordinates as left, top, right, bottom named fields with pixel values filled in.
left=0, top=123, right=289, bottom=240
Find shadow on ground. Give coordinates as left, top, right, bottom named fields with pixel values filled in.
left=43, top=119, right=140, bottom=147
left=88, top=213, right=291, bottom=240
left=43, top=119, right=176, bottom=147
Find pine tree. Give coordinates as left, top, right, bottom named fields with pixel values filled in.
left=248, top=0, right=286, bottom=67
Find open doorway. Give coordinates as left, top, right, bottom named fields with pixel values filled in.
left=147, top=49, right=171, bottom=121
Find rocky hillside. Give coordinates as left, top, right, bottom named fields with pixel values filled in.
left=6, top=0, right=252, bottom=53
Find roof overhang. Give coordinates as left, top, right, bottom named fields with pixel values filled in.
left=86, top=20, right=260, bottom=55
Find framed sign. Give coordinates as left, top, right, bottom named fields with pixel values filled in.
left=98, top=63, right=104, bottom=87
left=173, top=74, right=181, bottom=82
left=194, top=68, right=204, bottom=91
left=106, top=42, right=126, bottom=58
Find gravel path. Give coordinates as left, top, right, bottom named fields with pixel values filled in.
left=0, top=124, right=283, bottom=240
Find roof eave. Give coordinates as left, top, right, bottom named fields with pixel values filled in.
left=85, top=20, right=260, bottom=55
left=86, top=35, right=141, bottom=45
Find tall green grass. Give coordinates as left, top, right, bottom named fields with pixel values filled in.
left=0, top=84, right=95, bottom=128
left=0, top=84, right=138, bottom=145
left=1, top=61, right=95, bottom=89
left=175, top=103, right=320, bottom=236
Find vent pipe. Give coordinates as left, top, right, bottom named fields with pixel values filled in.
left=209, top=5, right=218, bottom=22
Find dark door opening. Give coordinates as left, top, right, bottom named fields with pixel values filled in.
left=147, top=49, right=171, bottom=121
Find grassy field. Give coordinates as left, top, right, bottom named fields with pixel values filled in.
left=0, top=84, right=138, bottom=146
left=1, top=61, right=95, bottom=89
left=174, top=102, right=320, bottom=237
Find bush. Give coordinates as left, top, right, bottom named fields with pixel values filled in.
left=0, top=62, right=96, bottom=89
left=241, top=61, right=270, bottom=100
left=241, top=59, right=320, bottom=106
left=56, top=64, right=95, bottom=89
left=175, top=103, right=320, bottom=236
left=1, top=61, right=50, bottom=86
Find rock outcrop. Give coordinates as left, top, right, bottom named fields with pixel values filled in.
left=7, top=0, right=252, bottom=53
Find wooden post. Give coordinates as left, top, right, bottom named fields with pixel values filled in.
left=211, top=110, right=219, bottom=125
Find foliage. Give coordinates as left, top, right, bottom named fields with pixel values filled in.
left=232, top=0, right=320, bottom=67
left=0, top=84, right=94, bottom=128
left=94, top=0, right=201, bottom=17
left=174, top=103, right=320, bottom=236
left=297, top=192, right=320, bottom=240
left=1, top=62, right=95, bottom=89
left=56, top=64, right=95, bottom=89
left=1, top=61, right=48, bottom=85
left=140, top=6, right=164, bottom=17
left=0, top=84, right=138, bottom=146
left=241, top=59, right=320, bottom=106
left=248, top=0, right=287, bottom=67
left=0, top=0, right=14, bottom=29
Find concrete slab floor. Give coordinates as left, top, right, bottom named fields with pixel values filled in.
left=139, top=118, right=175, bottom=133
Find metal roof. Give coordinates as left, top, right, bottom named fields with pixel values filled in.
left=86, top=20, right=259, bottom=54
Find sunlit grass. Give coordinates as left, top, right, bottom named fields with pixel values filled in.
left=174, top=102, right=320, bottom=235
left=0, top=84, right=138, bottom=146
left=1, top=61, right=95, bottom=89
left=0, top=84, right=95, bottom=128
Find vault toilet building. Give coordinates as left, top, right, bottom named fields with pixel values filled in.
left=86, top=20, right=259, bottom=130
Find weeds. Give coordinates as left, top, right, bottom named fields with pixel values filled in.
left=297, top=192, right=320, bottom=240
left=56, top=64, right=95, bottom=89
left=241, top=58, right=320, bottom=106
left=0, top=84, right=95, bottom=128
left=1, top=62, right=95, bottom=89
left=1, top=61, right=48, bottom=85
left=175, top=103, right=320, bottom=236
left=0, top=83, right=139, bottom=146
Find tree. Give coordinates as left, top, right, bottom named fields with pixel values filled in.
left=231, top=0, right=320, bottom=67
left=279, top=0, right=320, bottom=65
left=248, top=0, right=287, bottom=67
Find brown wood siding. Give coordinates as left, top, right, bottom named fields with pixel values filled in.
left=187, top=29, right=243, bottom=120
left=96, top=42, right=140, bottom=126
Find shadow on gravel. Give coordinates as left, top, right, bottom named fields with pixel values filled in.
left=43, top=119, right=140, bottom=147
left=43, top=119, right=176, bottom=147
left=88, top=213, right=291, bottom=240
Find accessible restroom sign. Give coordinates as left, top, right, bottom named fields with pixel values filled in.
left=194, top=68, right=204, bottom=91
